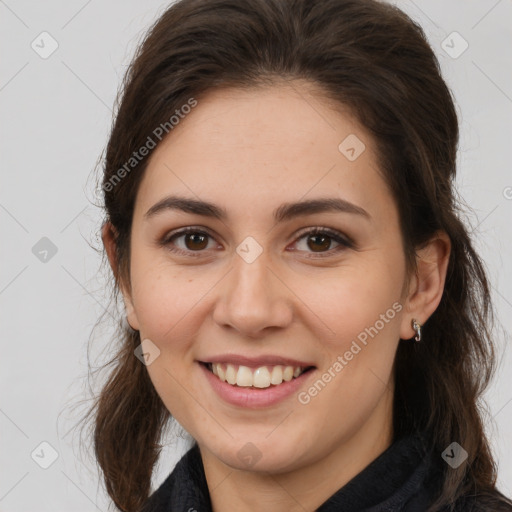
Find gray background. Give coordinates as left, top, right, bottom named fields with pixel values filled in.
left=1, top=0, right=511, bottom=510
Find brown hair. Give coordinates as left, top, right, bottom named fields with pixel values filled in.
left=81, top=0, right=511, bottom=510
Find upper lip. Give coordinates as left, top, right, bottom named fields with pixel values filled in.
left=199, top=354, right=316, bottom=368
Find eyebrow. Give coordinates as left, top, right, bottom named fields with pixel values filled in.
left=144, top=195, right=371, bottom=222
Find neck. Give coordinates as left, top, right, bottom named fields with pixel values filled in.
left=200, top=389, right=394, bottom=512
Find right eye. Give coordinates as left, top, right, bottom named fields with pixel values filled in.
left=161, top=227, right=220, bottom=256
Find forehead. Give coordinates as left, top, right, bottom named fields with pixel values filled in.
left=134, top=83, right=391, bottom=225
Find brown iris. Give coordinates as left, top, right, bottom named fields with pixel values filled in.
left=185, top=232, right=208, bottom=250
left=307, top=234, right=331, bottom=252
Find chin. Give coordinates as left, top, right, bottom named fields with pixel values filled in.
left=207, top=436, right=308, bottom=474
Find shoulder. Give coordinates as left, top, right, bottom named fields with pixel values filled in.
left=441, top=490, right=512, bottom=512
left=139, top=443, right=211, bottom=512
left=413, top=442, right=512, bottom=512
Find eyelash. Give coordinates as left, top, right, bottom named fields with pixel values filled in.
left=160, top=226, right=354, bottom=259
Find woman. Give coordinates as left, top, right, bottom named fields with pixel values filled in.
left=87, top=0, right=512, bottom=510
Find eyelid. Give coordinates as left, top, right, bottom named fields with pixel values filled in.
left=160, top=226, right=219, bottom=257
left=160, top=225, right=354, bottom=257
left=292, top=226, right=354, bottom=247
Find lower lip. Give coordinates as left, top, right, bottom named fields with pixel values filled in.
left=199, top=363, right=315, bottom=409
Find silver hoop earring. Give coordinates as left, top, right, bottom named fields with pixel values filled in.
left=411, top=318, right=422, bottom=342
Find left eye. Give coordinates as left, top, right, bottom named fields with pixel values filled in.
left=294, top=229, right=351, bottom=255
left=162, top=227, right=352, bottom=257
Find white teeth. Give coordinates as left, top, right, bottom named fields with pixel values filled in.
left=283, top=366, right=294, bottom=381
left=210, top=363, right=307, bottom=388
left=270, top=365, right=283, bottom=385
left=236, top=366, right=253, bottom=387
left=225, top=365, right=237, bottom=385
left=253, top=367, right=271, bottom=388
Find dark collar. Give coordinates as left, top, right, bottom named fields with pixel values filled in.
left=142, top=431, right=443, bottom=511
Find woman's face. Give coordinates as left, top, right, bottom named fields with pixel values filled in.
left=123, top=83, right=414, bottom=473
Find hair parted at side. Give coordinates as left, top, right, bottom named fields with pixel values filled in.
left=80, top=0, right=511, bottom=510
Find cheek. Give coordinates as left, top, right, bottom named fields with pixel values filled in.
left=129, top=261, right=213, bottom=415
left=290, top=252, right=404, bottom=410
left=295, top=294, right=401, bottom=445
left=129, top=254, right=214, bottom=342
left=292, top=252, right=405, bottom=348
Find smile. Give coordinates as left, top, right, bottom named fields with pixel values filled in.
left=205, top=362, right=314, bottom=388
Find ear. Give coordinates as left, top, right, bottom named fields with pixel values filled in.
left=399, top=230, right=451, bottom=340
left=101, top=221, right=140, bottom=331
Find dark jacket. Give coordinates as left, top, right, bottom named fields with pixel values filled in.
left=140, top=431, right=512, bottom=511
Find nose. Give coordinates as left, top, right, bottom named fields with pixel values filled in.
left=212, top=250, right=293, bottom=338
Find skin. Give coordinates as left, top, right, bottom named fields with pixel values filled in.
left=103, top=81, right=450, bottom=512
